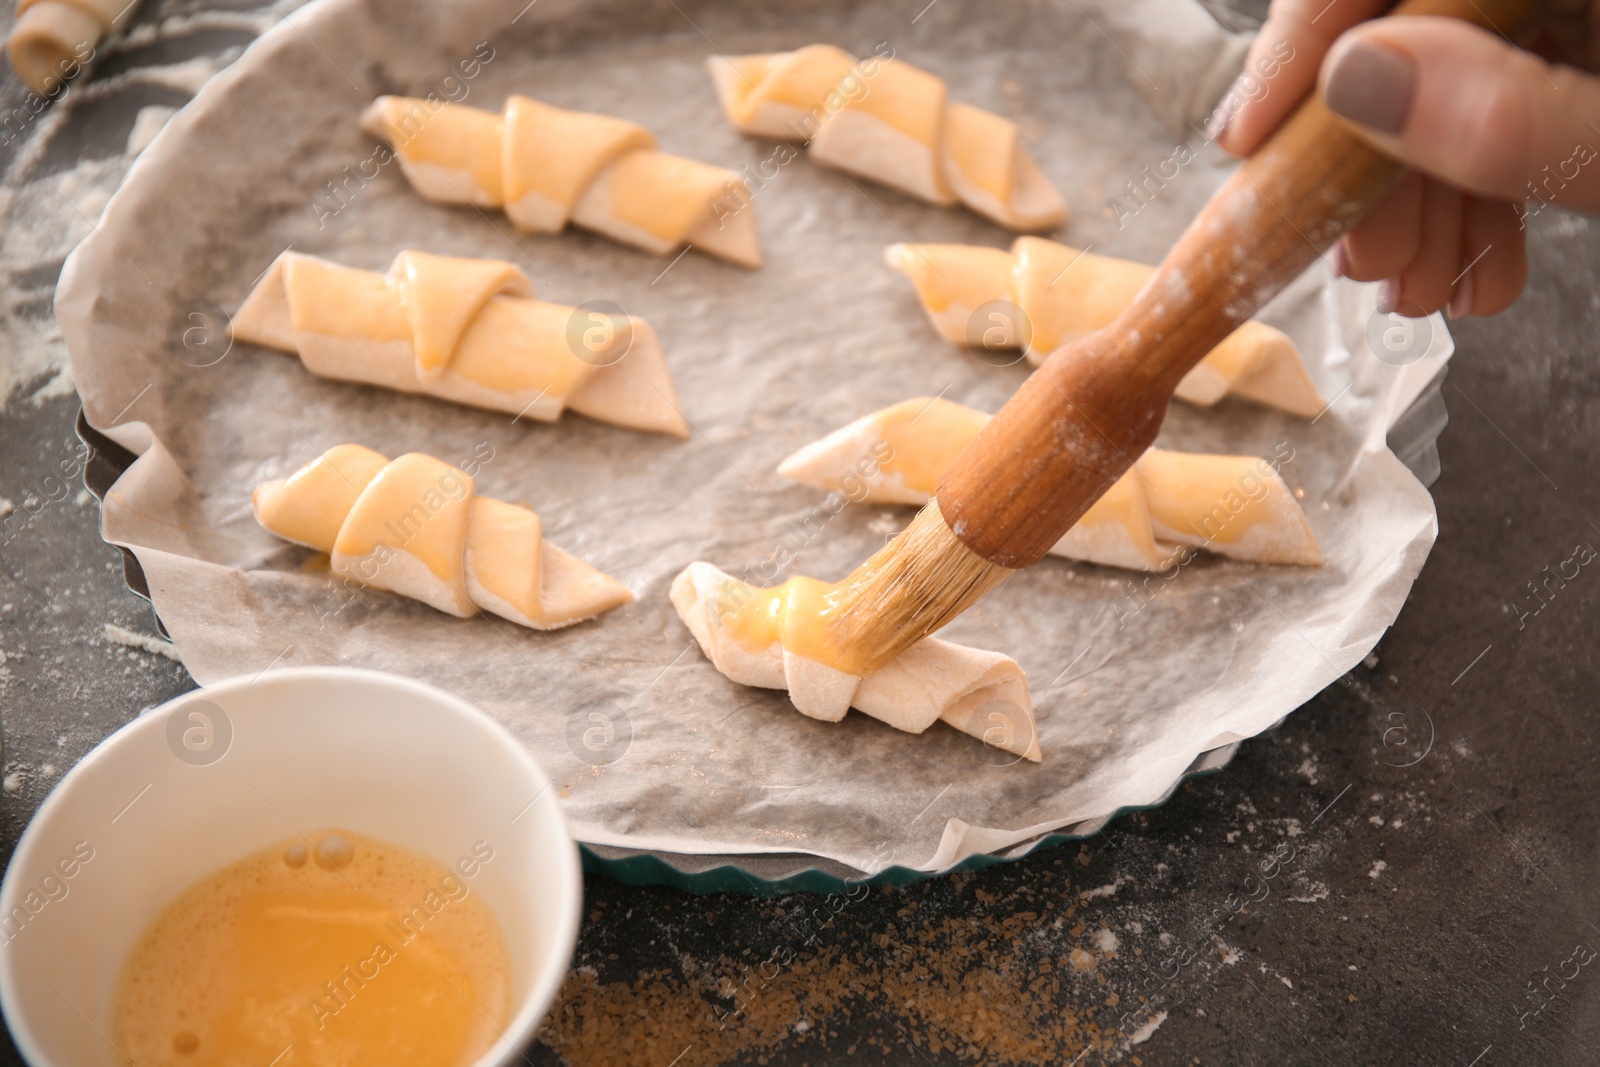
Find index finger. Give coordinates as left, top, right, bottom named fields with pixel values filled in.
left=1212, top=0, right=1394, bottom=156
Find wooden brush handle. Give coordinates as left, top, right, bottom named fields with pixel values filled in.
left=938, top=0, right=1538, bottom=569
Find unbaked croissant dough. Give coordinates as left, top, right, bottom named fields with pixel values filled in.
left=361, top=95, right=762, bottom=267
left=888, top=238, right=1325, bottom=417
left=707, top=45, right=1066, bottom=231
left=6, top=0, right=125, bottom=96
left=672, top=562, right=1041, bottom=760
left=778, top=398, right=1323, bottom=569
left=254, top=445, right=632, bottom=629
left=231, top=249, right=688, bottom=437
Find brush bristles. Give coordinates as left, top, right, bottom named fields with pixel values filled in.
left=828, top=502, right=1014, bottom=675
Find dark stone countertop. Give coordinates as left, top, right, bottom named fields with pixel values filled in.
left=3, top=2, right=1599, bottom=1063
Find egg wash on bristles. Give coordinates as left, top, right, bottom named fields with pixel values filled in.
left=826, top=502, right=1014, bottom=676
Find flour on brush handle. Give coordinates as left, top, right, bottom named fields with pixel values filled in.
left=939, top=0, right=1538, bottom=570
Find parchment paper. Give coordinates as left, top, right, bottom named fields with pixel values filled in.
left=57, top=0, right=1452, bottom=873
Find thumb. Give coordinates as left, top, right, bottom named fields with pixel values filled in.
left=1319, top=16, right=1600, bottom=213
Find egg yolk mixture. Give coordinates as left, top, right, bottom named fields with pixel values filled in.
left=112, top=829, right=510, bottom=1067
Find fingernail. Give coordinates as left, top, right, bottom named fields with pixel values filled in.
left=1204, top=82, right=1238, bottom=142
left=1324, top=39, right=1416, bottom=135
left=1377, top=277, right=1401, bottom=314
left=1447, top=268, right=1475, bottom=319
left=1329, top=241, right=1350, bottom=278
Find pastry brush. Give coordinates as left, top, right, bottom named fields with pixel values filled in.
left=826, top=0, right=1539, bottom=675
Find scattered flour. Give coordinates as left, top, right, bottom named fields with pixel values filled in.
left=2, top=144, right=129, bottom=403
left=1288, top=883, right=1329, bottom=904
left=1081, top=877, right=1126, bottom=900
left=27, top=358, right=74, bottom=403
left=0, top=3, right=286, bottom=407
left=866, top=513, right=900, bottom=538
left=104, top=622, right=180, bottom=661
left=1126, top=1010, right=1167, bottom=1046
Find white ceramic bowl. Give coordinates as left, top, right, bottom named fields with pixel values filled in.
left=0, top=666, right=582, bottom=1066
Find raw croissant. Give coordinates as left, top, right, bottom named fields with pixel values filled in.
left=707, top=44, right=1066, bottom=231
left=672, top=562, right=1041, bottom=760
left=254, top=445, right=632, bottom=629
left=232, top=249, right=688, bottom=437
left=6, top=0, right=124, bottom=96
left=888, top=238, right=1325, bottom=417
left=778, top=398, right=1323, bottom=569
left=361, top=95, right=762, bottom=268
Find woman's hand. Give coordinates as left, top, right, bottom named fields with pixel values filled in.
left=1211, top=0, right=1600, bottom=318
